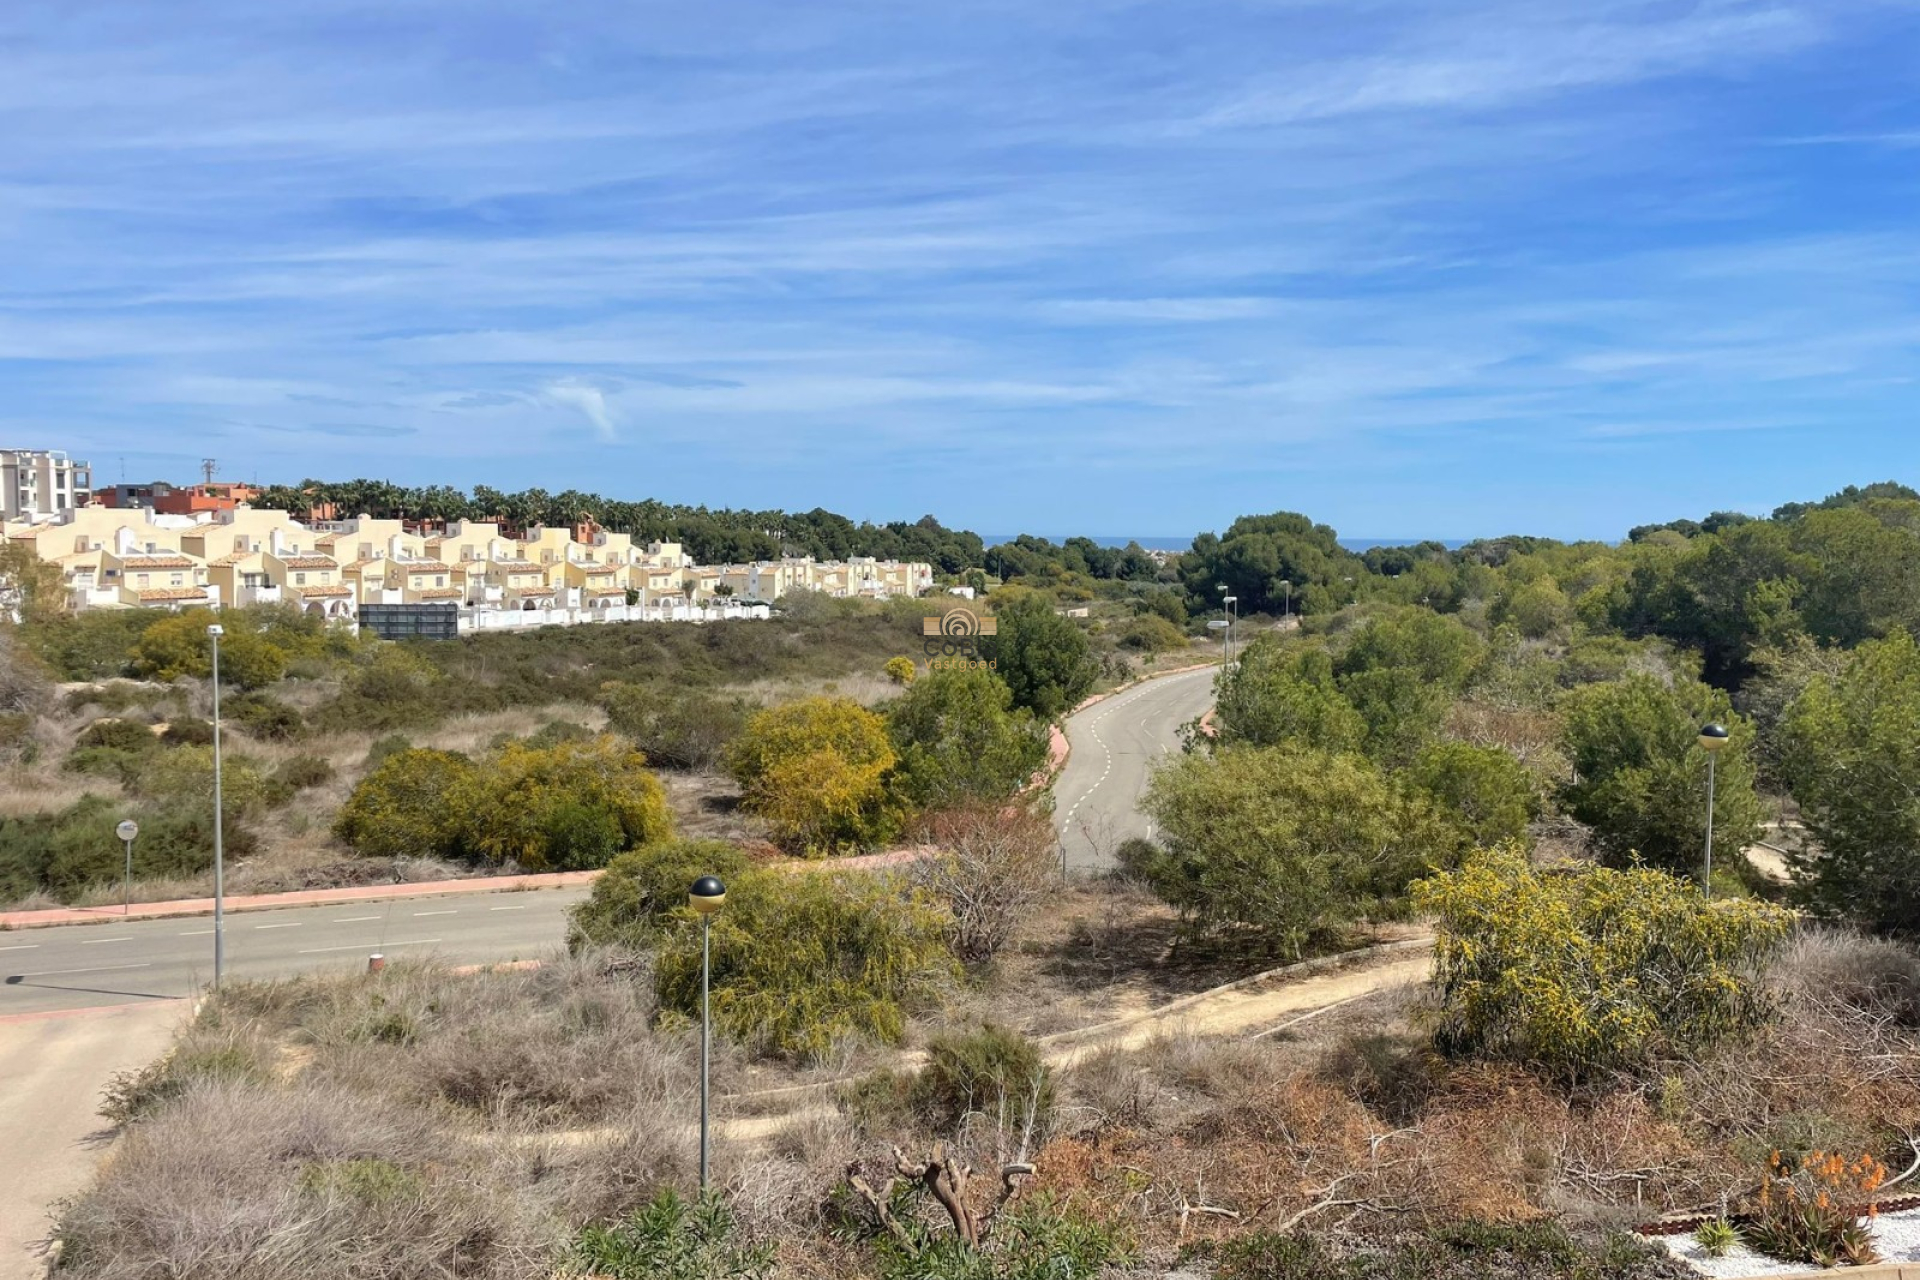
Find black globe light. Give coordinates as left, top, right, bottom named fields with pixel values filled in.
left=689, top=875, right=726, bottom=916
left=1699, top=723, right=1730, bottom=753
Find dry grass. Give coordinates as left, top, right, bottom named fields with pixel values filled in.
left=60, top=950, right=701, bottom=1280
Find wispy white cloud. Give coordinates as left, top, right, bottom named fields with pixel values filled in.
left=543, top=379, right=620, bottom=442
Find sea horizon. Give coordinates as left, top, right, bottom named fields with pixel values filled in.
left=980, top=534, right=1476, bottom=552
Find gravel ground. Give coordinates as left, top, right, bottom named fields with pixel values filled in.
left=1653, top=1207, right=1920, bottom=1276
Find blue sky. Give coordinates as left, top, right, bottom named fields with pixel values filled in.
left=6, top=1, right=1920, bottom=542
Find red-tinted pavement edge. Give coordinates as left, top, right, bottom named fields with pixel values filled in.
left=0, top=846, right=932, bottom=933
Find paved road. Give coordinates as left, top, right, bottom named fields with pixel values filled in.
left=0, top=887, right=589, bottom=1016
left=1055, top=667, right=1216, bottom=873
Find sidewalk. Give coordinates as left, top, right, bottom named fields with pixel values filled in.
left=0, top=846, right=931, bottom=933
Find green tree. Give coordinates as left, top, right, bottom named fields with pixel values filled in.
left=652, top=868, right=956, bottom=1058
left=1779, top=629, right=1920, bottom=934
left=1211, top=640, right=1366, bottom=755
left=1179, top=511, right=1361, bottom=617
left=886, top=666, right=1050, bottom=809
left=333, top=748, right=478, bottom=860
left=454, top=735, right=673, bottom=871
left=1492, top=579, right=1571, bottom=639
left=132, top=608, right=288, bottom=689
left=1334, top=609, right=1485, bottom=763
left=726, top=696, right=899, bottom=854
left=1132, top=745, right=1462, bottom=958
left=0, top=538, right=69, bottom=627
left=1558, top=674, right=1763, bottom=876
left=1407, top=741, right=1538, bottom=848
left=974, top=591, right=1098, bottom=719
left=1412, top=847, right=1790, bottom=1081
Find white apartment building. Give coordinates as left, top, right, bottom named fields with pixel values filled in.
left=0, top=450, right=91, bottom=521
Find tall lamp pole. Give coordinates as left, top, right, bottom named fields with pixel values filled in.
left=688, top=875, right=727, bottom=1191
left=116, top=819, right=138, bottom=916
left=1278, top=580, right=1292, bottom=620
left=1699, top=723, right=1729, bottom=899
left=208, top=624, right=226, bottom=986
left=1224, top=595, right=1238, bottom=668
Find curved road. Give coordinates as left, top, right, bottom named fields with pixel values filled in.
left=1055, top=666, right=1217, bottom=874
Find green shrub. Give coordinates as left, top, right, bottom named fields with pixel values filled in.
left=1558, top=673, right=1763, bottom=875
left=1115, top=614, right=1189, bottom=653
left=1412, top=846, right=1791, bottom=1082
left=871, top=1197, right=1125, bottom=1280
left=160, top=716, right=216, bottom=747
left=567, top=839, right=752, bottom=950
left=524, top=718, right=593, bottom=750
left=363, top=732, right=412, bottom=769
left=226, top=692, right=305, bottom=741
left=914, top=1024, right=1052, bottom=1135
left=61, top=746, right=148, bottom=787
left=727, top=697, right=900, bottom=855
left=654, top=869, right=955, bottom=1059
left=333, top=748, right=477, bottom=861
left=1406, top=741, right=1539, bottom=848
left=1204, top=1220, right=1678, bottom=1280
left=75, top=718, right=162, bottom=754
left=452, top=735, right=673, bottom=871
left=567, top=1190, right=774, bottom=1280
left=1135, top=744, right=1464, bottom=959
left=275, top=753, right=336, bottom=791
left=132, top=746, right=286, bottom=816
left=886, top=667, right=1051, bottom=810
left=597, top=684, right=751, bottom=770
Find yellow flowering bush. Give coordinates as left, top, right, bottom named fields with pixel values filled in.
left=1411, top=846, right=1790, bottom=1082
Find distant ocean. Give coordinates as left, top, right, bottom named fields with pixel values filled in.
left=980, top=534, right=1472, bottom=552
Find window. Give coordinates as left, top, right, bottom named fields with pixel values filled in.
left=436, top=576, right=445, bottom=587
left=234, top=536, right=247, bottom=553
left=295, top=573, right=307, bottom=586
left=170, top=574, right=183, bottom=586
left=136, top=574, right=149, bottom=587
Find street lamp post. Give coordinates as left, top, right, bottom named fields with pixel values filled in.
left=1278, top=580, right=1292, bottom=620
left=208, top=624, right=226, bottom=986
left=1223, top=595, right=1238, bottom=667
left=1699, top=723, right=1729, bottom=899
left=688, top=874, right=727, bottom=1190
left=116, top=819, right=138, bottom=916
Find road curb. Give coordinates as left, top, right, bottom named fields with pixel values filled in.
left=0, top=846, right=936, bottom=933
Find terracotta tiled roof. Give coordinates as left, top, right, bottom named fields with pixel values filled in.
left=588, top=587, right=628, bottom=598
left=295, top=584, right=353, bottom=597
left=278, top=555, right=338, bottom=569
left=135, top=587, right=209, bottom=602
left=395, top=561, right=452, bottom=574
left=515, top=586, right=557, bottom=596
left=417, top=588, right=463, bottom=599
left=492, top=560, right=542, bottom=571
left=208, top=552, right=256, bottom=566
left=120, top=555, right=195, bottom=569
left=342, top=558, right=381, bottom=571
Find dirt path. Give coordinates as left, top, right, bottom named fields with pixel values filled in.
left=718, top=939, right=1434, bottom=1140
